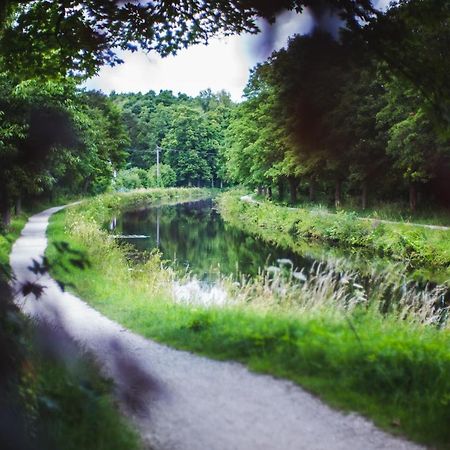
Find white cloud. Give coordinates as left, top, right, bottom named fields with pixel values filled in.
left=83, top=10, right=314, bottom=101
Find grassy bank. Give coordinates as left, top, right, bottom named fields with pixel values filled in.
left=219, top=191, right=450, bottom=282
left=257, top=192, right=450, bottom=227
left=0, top=213, right=28, bottom=269
left=1, top=205, right=141, bottom=449
left=45, top=189, right=450, bottom=448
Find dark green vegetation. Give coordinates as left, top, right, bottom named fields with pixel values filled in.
left=47, top=192, right=450, bottom=448
left=111, top=89, right=234, bottom=189
left=0, top=213, right=27, bottom=268
left=0, top=78, right=129, bottom=226
left=1, top=1, right=377, bottom=78
left=16, top=352, right=140, bottom=450
left=223, top=4, right=450, bottom=212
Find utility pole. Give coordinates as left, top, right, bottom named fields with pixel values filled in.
left=155, top=145, right=161, bottom=185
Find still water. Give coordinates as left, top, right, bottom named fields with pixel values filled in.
left=112, top=198, right=315, bottom=282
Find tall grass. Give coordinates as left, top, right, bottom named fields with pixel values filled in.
left=47, top=190, right=450, bottom=448
left=227, top=262, right=448, bottom=327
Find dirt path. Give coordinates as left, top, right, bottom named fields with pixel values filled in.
left=10, top=206, right=422, bottom=450
left=241, top=195, right=450, bottom=231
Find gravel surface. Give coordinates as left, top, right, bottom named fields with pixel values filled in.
left=10, top=206, right=423, bottom=450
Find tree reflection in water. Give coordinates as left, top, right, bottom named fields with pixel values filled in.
left=114, top=199, right=312, bottom=283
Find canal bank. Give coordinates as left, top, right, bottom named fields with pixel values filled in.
left=45, top=189, right=450, bottom=448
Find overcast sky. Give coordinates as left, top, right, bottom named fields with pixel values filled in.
left=84, top=10, right=315, bottom=101
left=84, top=1, right=390, bottom=101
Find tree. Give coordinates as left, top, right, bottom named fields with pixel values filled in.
left=162, top=105, right=217, bottom=186
left=378, top=80, right=450, bottom=211
left=361, top=0, right=450, bottom=128
left=146, top=164, right=177, bottom=188
left=0, top=77, right=129, bottom=225
left=0, top=0, right=379, bottom=75
left=0, top=77, right=78, bottom=224
left=225, top=64, right=288, bottom=198
left=222, top=17, right=450, bottom=210
left=66, top=91, right=129, bottom=194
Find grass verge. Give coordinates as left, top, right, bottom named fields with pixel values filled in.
left=47, top=189, right=450, bottom=448
left=0, top=213, right=28, bottom=268
left=22, top=350, right=141, bottom=450
left=219, top=191, right=450, bottom=282
left=259, top=192, right=450, bottom=227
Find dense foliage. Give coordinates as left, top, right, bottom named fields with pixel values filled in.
left=111, top=89, right=234, bottom=188
left=0, top=0, right=378, bottom=78
left=0, top=77, right=129, bottom=224
left=223, top=20, right=450, bottom=210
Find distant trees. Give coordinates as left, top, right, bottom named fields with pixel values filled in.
left=112, top=90, right=234, bottom=188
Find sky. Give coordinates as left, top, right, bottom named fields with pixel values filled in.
left=84, top=1, right=390, bottom=102
left=84, top=10, right=315, bottom=101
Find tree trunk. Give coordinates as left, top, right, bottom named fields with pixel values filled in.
left=82, top=176, right=92, bottom=193
left=267, top=186, right=273, bottom=200
left=14, top=197, right=22, bottom=215
left=309, top=180, right=315, bottom=202
left=278, top=180, right=285, bottom=201
left=257, top=186, right=263, bottom=196
left=288, top=177, right=297, bottom=204
left=409, top=183, right=417, bottom=212
left=334, top=180, right=341, bottom=209
left=220, top=180, right=223, bottom=189
left=361, top=181, right=368, bottom=210
left=0, top=191, right=11, bottom=228
left=1, top=206, right=11, bottom=228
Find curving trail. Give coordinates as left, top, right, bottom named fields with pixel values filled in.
left=10, top=206, right=423, bottom=450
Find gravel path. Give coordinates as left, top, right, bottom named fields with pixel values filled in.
left=10, top=206, right=423, bottom=450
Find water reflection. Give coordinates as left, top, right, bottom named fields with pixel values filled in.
left=113, top=199, right=314, bottom=282
left=109, top=198, right=449, bottom=308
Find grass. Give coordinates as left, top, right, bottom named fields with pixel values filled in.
left=46, top=189, right=450, bottom=448
left=263, top=192, right=450, bottom=227
left=0, top=203, right=141, bottom=450
left=0, top=213, right=28, bottom=268
left=221, top=191, right=450, bottom=283
left=25, top=351, right=141, bottom=450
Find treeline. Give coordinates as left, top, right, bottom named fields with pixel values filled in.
left=223, top=2, right=450, bottom=211
left=0, top=77, right=129, bottom=225
left=1, top=0, right=448, bottom=226
left=110, top=88, right=234, bottom=189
